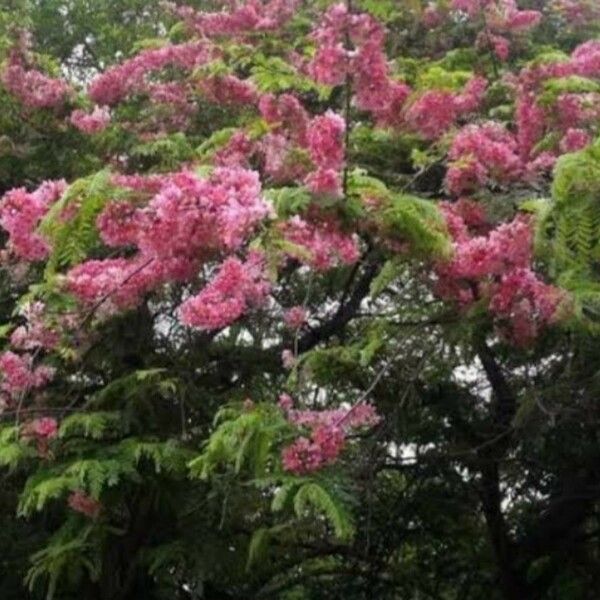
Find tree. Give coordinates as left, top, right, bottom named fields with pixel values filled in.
left=1, top=0, right=600, bottom=598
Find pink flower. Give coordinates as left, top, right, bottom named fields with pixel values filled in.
left=10, top=302, right=59, bottom=351
left=278, top=393, right=294, bottom=411
left=70, top=105, right=111, bottom=134
left=198, top=75, right=258, bottom=106
left=446, top=122, right=523, bottom=195
left=281, top=349, right=296, bottom=369
left=406, top=91, right=457, bottom=140
left=489, top=269, right=564, bottom=345
left=305, top=168, right=343, bottom=198
left=0, top=351, right=55, bottom=397
left=422, top=4, right=444, bottom=28
left=280, top=216, right=359, bottom=271
left=307, top=111, right=346, bottom=172
left=284, top=306, right=308, bottom=330
left=167, top=0, right=300, bottom=36
left=281, top=402, right=380, bottom=473
left=0, top=180, right=66, bottom=261
left=560, top=128, right=592, bottom=153
left=2, top=49, right=71, bottom=108
left=88, top=41, right=212, bottom=105
left=68, top=491, right=102, bottom=519
left=30, top=417, right=58, bottom=439
left=179, top=252, right=271, bottom=330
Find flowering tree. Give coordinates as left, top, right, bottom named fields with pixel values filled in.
left=1, top=0, right=600, bottom=598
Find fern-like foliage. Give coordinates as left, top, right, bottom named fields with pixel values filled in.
left=59, top=411, right=128, bottom=440
left=537, top=138, right=600, bottom=331
left=18, top=436, right=192, bottom=516
left=189, top=403, right=288, bottom=480
left=39, top=170, right=122, bottom=275
left=348, top=169, right=451, bottom=259
left=25, top=520, right=103, bottom=600
left=0, top=425, right=37, bottom=471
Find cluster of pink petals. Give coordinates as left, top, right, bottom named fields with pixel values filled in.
left=436, top=207, right=564, bottom=344
left=451, top=0, right=541, bottom=30
left=88, top=41, right=212, bottom=106
left=279, top=215, right=360, bottom=270
left=451, top=0, right=541, bottom=62
left=560, top=128, right=592, bottom=153
left=10, top=302, right=59, bottom=351
left=167, top=0, right=300, bottom=36
left=422, top=4, right=445, bottom=28
left=489, top=268, right=564, bottom=345
left=258, top=98, right=345, bottom=193
left=23, top=417, right=58, bottom=440
left=281, top=349, right=296, bottom=369
left=446, top=122, right=522, bottom=195
left=405, top=77, right=487, bottom=141
left=280, top=396, right=380, bottom=474
left=0, top=351, right=55, bottom=398
left=68, top=167, right=270, bottom=314
left=260, top=133, right=307, bottom=183
left=66, top=257, right=157, bottom=311
left=554, top=0, right=600, bottom=24
left=214, top=131, right=256, bottom=168
left=0, top=180, right=67, bottom=261
left=446, top=217, right=532, bottom=279
left=68, top=490, right=102, bottom=519
left=304, top=110, right=346, bottom=197
left=518, top=42, right=600, bottom=93
left=307, top=3, right=413, bottom=128
left=508, top=41, right=600, bottom=168
left=306, top=111, right=345, bottom=172
left=69, top=105, right=111, bottom=134
left=198, top=75, right=257, bottom=106
left=110, top=167, right=267, bottom=252
left=259, top=93, right=309, bottom=146
left=2, top=54, right=70, bottom=109
left=283, top=306, right=308, bottom=330
left=178, top=252, right=270, bottom=330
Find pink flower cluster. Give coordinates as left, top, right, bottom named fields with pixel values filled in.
left=405, top=77, right=488, bottom=140
left=307, top=3, right=412, bottom=127
left=451, top=0, right=542, bottom=61
left=0, top=180, right=67, bottom=261
left=259, top=93, right=309, bottom=146
left=283, top=306, right=308, bottom=330
left=88, top=41, right=212, bottom=106
left=214, top=131, right=256, bottom=168
left=10, top=302, right=59, bottom=351
left=2, top=51, right=70, bottom=108
left=258, top=97, right=346, bottom=193
left=178, top=252, right=270, bottom=330
left=451, top=0, right=541, bottom=61
left=68, top=167, right=270, bottom=314
left=279, top=215, right=360, bottom=270
left=489, top=268, right=565, bottom=345
left=280, top=395, right=380, bottom=474
left=68, top=490, right=102, bottom=519
left=70, top=105, right=111, bottom=134
left=0, top=351, right=55, bottom=398
left=305, top=110, right=346, bottom=197
left=23, top=417, right=58, bottom=440
left=198, top=75, right=258, bottom=106
left=554, top=0, right=600, bottom=24
left=445, top=122, right=522, bottom=195
left=507, top=40, right=600, bottom=167
left=167, top=0, right=300, bottom=36
left=19, top=416, right=58, bottom=457
left=436, top=206, right=564, bottom=345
